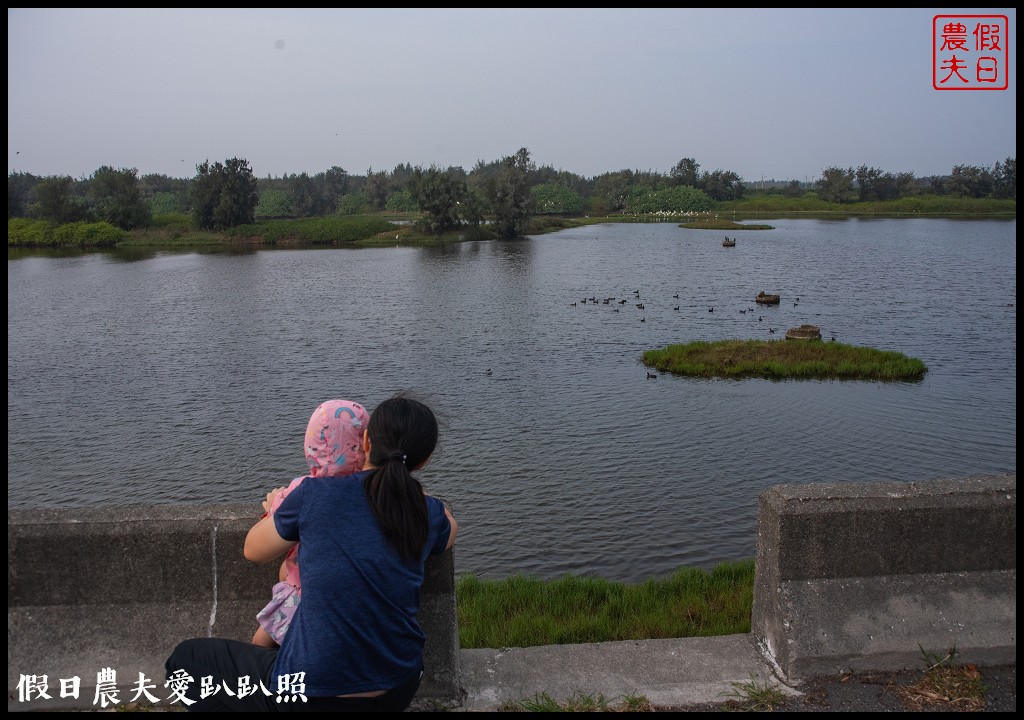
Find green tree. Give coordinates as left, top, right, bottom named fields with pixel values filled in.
left=532, top=166, right=590, bottom=196
left=782, top=180, right=803, bottom=198
left=8, top=171, right=39, bottom=218
left=623, top=185, right=712, bottom=214
left=88, top=166, right=151, bottom=230
left=338, top=192, right=370, bottom=215
left=484, top=148, right=535, bottom=238
left=699, top=170, right=744, bottom=201
left=946, top=163, right=995, bottom=196
left=531, top=183, right=583, bottom=215
left=459, top=185, right=489, bottom=227
left=364, top=168, right=392, bottom=210
left=854, top=166, right=912, bottom=201
left=191, top=158, right=259, bottom=230
left=670, top=158, right=700, bottom=187
left=255, top=189, right=291, bottom=218
left=315, top=166, right=349, bottom=214
left=31, top=175, right=89, bottom=223
left=139, top=173, right=191, bottom=214
left=948, top=164, right=994, bottom=198
left=592, top=171, right=633, bottom=212
left=407, top=165, right=467, bottom=234
left=992, top=157, right=1016, bottom=199
left=384, top=189, right=418, bottom=212
left=389, top=163, right=415, bottom=191
left=147, top=192, right=186, bottom=216
left=854, top=165, right=883, bottom=201
left=289, top=172, right=316, bottom=217
left=816, top=166, right=856, bottom=203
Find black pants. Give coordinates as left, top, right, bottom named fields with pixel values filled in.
left=165, top=638, right=422, bottom=712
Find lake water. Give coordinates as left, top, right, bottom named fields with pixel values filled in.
left=7, top=218, right=1017, bottom=582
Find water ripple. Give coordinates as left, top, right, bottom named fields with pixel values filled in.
left=7, top=219, right=1016, bottom=582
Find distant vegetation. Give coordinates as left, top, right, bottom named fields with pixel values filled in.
left=643, top=339, right=928, bottom=381
left=8, top=151, right=1014, bottom=250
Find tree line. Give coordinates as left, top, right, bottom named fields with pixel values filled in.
left=7, top=150, right=1016, bottom=238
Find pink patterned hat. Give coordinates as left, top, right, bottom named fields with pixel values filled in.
left=303, top=399, right=369, bottom=477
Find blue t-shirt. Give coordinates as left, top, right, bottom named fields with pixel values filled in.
left=271, top=470, right=451, bottom=697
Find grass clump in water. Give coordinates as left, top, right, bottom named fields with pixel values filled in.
left=455, top=560, right=754, bottom=650
left=643, top=339, right=927, bottom=381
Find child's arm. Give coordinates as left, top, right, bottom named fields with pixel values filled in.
left=261, top=486, right=288, bottom=516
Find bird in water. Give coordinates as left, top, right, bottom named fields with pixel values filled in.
left=646, top=372, right=657, bottom=379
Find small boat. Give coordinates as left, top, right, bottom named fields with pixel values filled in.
left=756, top=291, right=781, bottom=305
left=722, top=236, right=736, bottom=247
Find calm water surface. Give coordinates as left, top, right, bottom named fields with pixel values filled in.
left=7, top=219, right=1017, bottom=581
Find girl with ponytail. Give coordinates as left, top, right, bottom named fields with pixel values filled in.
left=166, top=395, right=457, bottom=712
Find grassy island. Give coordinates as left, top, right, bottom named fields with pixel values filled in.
left=677, top=218, right=775, bottom=230
left=643, top=339, right=927, bottom=381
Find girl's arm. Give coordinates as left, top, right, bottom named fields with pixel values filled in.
left=444, top=506, right=458, bottom=550
left=244, top=515, right=298, bottom=564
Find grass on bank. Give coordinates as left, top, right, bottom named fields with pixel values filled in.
left=455, top=560, right=755, bottom=650
left=643, top=339, right=928, bottom=381
left=9, top=191, right=1014, bottom=251
left=715, top=193, right=1017, bottom=216
left=500, top=691, right=654, bottom=712
left=894, top=646, right=988, bottom=711
left=678, top=218, right=775, bottom=230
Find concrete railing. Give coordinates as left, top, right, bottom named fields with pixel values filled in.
left=7, top=503, right=460, bottom=711
left=751, top=474, right=1016, bottom=681
left=8, top=474, right=1015, bottom=711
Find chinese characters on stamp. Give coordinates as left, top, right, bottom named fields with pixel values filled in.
left=934, top=14, right=1009, bottom=90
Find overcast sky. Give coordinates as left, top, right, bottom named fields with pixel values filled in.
left=7, top=8, right=1017, bottom=183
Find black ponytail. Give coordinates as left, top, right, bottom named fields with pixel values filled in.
left=363, top=395, right=439, bottom=562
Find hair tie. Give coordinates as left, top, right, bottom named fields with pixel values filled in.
left=387, top=451, right=407, bottom=465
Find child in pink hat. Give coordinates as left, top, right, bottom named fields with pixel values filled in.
left=252, top=398, right=370, bottom=647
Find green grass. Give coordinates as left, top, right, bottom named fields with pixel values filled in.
left=500, top=691, right=653, bottom=712
left=643, top=339, right=927, bottom=381
left=723, top=676, right=790, bottom=711
left=456, top=560, right=755, bottom=650
left=11, top=193, right=1012, bottom=253
left=678, top=218, right=775, bottom=230
left=894, top=646, right=988, bottom=711
left=716, top=193, right=1016, bottom=216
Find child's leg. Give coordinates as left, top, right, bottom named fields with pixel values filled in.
left=251, top=626, right=280, bottom=648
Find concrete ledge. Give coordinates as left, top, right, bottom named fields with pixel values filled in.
left=8, top=503, right=459, bottom=711
left=751, top=474, right=1016, bottom=681
left=9, top=476, right=1016, bottom=711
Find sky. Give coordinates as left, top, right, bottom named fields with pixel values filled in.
left=7, top=8, right=1017, bottom=183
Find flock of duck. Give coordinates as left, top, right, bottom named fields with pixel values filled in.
left=572, top=287, right=793, bottom=337
left=569, top=285, right=833, bottom=379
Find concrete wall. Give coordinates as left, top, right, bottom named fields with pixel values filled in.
left=9, top=474, right=1016, bottom=711
left=751, top=474, right=1016, bottom=681
left=7, top=503, right=460, bottom=711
